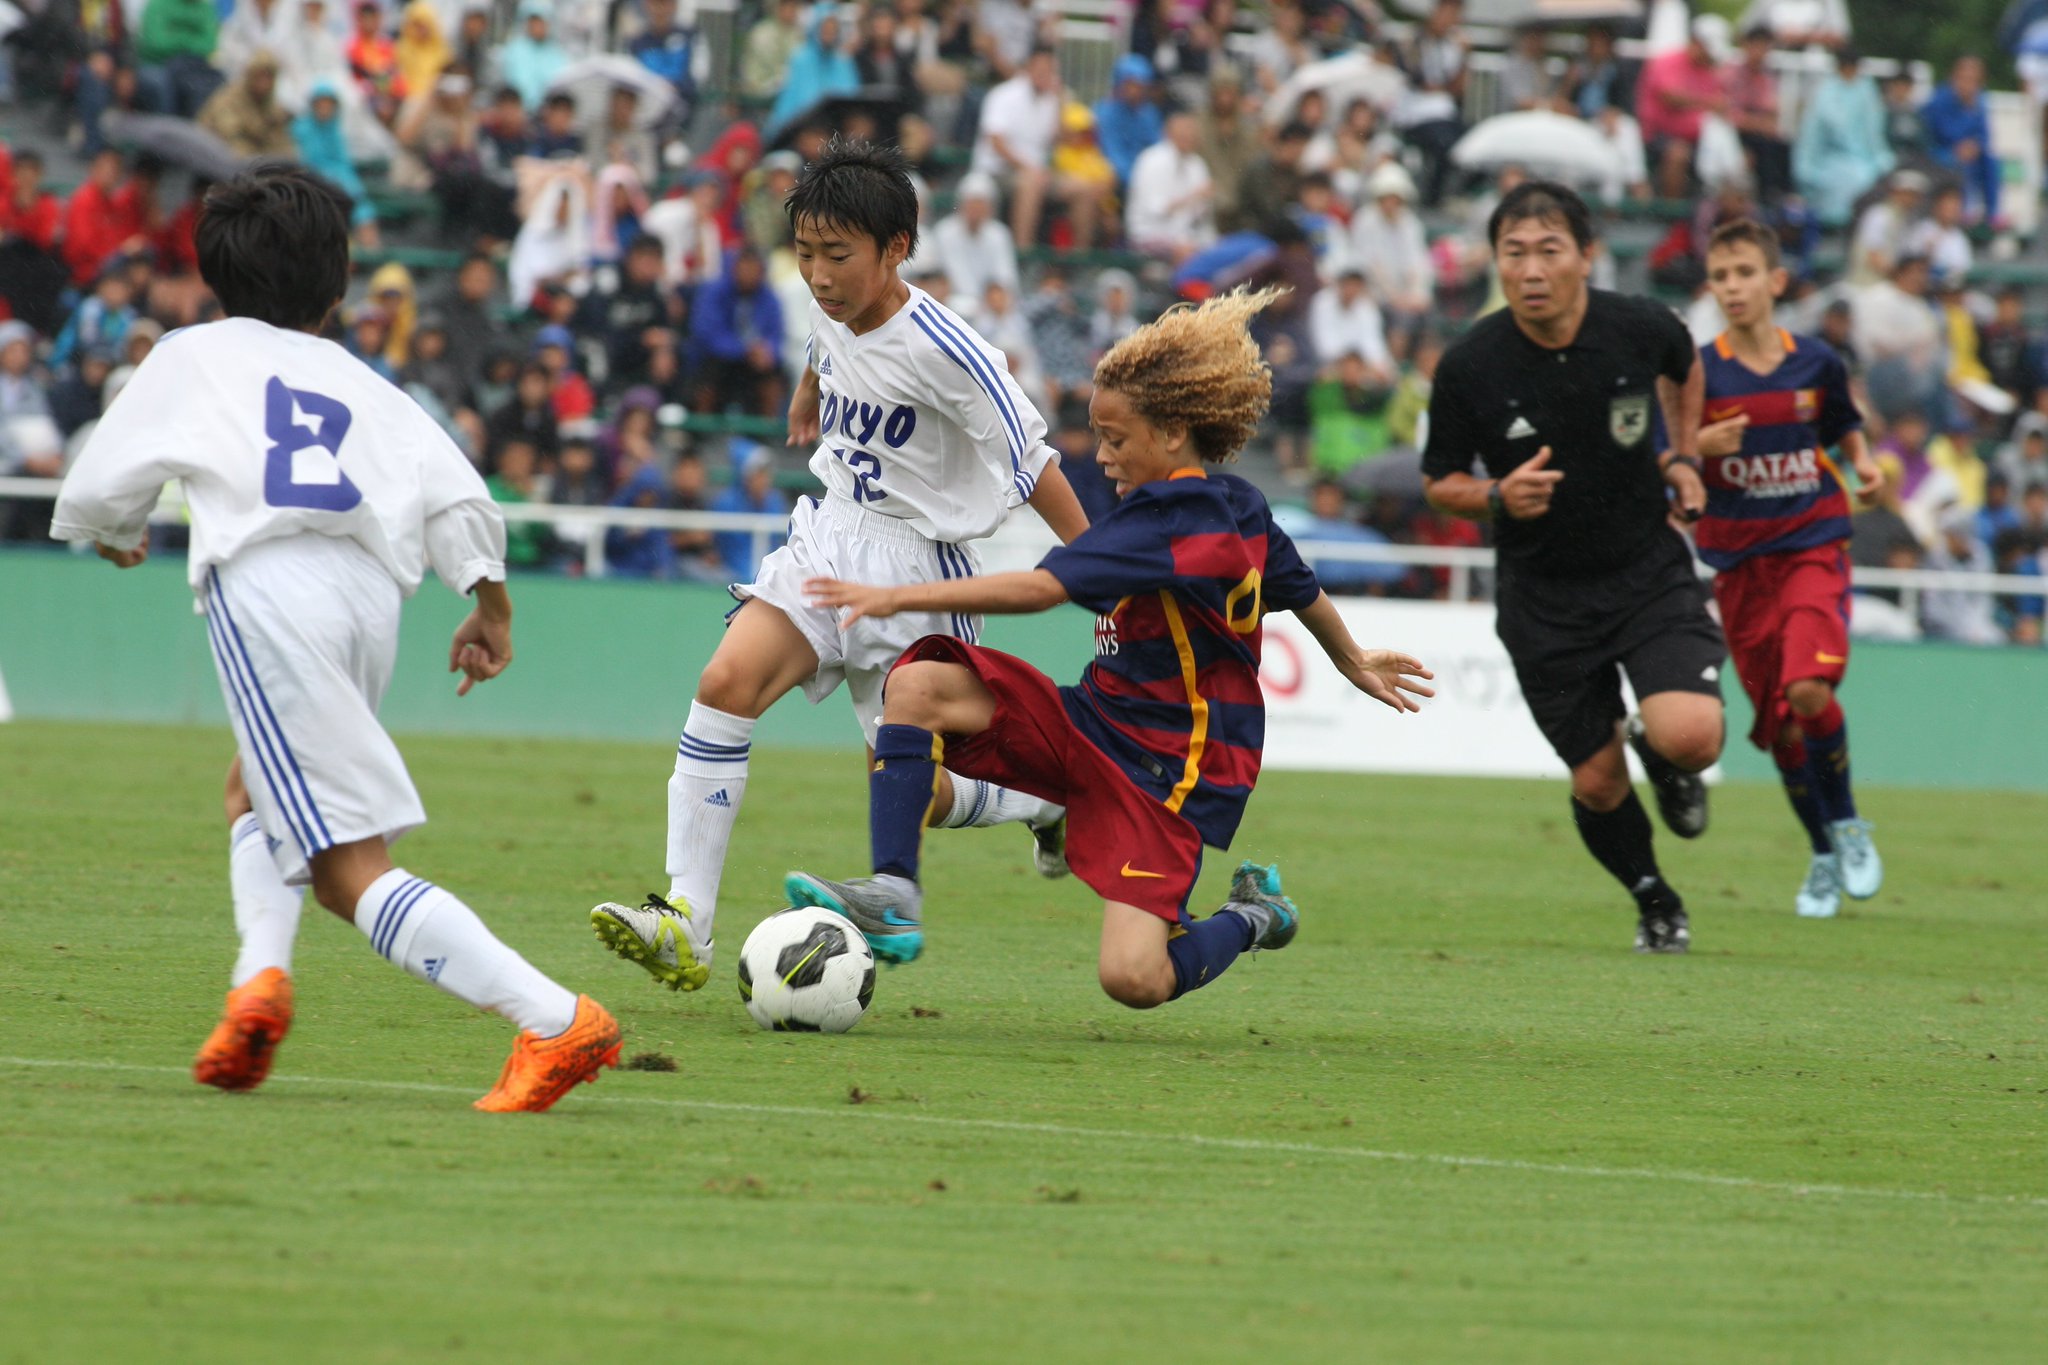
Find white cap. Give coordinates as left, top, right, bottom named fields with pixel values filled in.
left=1366, top=161, right=1417, bottom=202
left=958, top=171, right=998, bottom=203
left=1690, top=13, right=1733, bottom=63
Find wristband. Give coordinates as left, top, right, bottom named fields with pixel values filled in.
left=1661, top=453, right=1703, bottom=474
left=1486, top=479, right=1507, bottom=520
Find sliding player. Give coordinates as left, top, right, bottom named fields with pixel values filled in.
left=786, top=290, right=1433, bottom=1005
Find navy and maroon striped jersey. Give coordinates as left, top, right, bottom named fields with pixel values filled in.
left=1037, top=469, right=1321, bottom=849
left=1695, top=330, right=1862, bottom=570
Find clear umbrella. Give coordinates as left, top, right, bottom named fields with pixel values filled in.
left=547, top=55, right=680, bottom=131
left=1452, top=110, right=1621, bottom=184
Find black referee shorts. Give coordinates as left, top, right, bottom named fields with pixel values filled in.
left=1496, top=531, right=1727, bottom=770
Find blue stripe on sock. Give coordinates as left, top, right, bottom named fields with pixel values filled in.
left=375, top=876, right=432, bottom=958
left=210, top=570, right=332, bottom=851
left=371, top=876, right=421, bottom=956
left=204, top=599, right=312, bottom=858
left=678, top=736, right=751, bottom=763
left=966, top=779, right=990, bottom=826
left=676, top=737, right=750, bottom=755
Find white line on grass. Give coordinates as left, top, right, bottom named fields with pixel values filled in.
left=5, top=1054, right=2043, bottom=1212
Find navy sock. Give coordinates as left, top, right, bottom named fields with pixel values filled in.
left=1571, top=791, right=1661, bottom=892
left=1166, top=911, right=1254, bottom=999
left=870, top=724, right=942, bottom=882
left=1772, top=738, right=1832, bottom=855
left=1801, top=701, right=1857, bottom=823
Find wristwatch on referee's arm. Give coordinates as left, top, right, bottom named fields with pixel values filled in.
left=1485, top=478, right=1507, bottom=521
left=1658, top=450, right=1705, bottom=522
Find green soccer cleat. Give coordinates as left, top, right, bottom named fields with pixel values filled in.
left=590, top=894, right=712, bottom=991
left=784, top=871, right=925, bottom=965
left=1226, top=861, right=1299, bottom=951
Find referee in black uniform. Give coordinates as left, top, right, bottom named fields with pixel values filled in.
left=1422, top=181, right=1726, bottom=953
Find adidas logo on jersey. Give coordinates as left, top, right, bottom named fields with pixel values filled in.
left=1505, top=416, right=1538, bottom=439
left=705, top=788, right=733, bottom=808
left=817, top=354, right=833, bottom=375
left=423, top=956, right=447, bottom=982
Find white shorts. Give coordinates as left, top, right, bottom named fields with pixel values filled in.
left=732, top=494, right=982, bottom=741
left=202, top=535, right=425, bottom=886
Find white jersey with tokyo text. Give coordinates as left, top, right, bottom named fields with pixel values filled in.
left=52, top=316, right=505, bottom=598
left=805, top=286, right=1057, bottom=543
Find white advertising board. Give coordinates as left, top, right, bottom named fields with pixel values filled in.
left=1259, top=597, right=1718, bottom=782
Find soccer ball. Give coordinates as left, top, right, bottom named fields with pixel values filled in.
left=736, top=907, right=877, bottom=1033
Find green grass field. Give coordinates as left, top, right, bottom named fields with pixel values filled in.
left=1, top=719, right=2043, bottom=1364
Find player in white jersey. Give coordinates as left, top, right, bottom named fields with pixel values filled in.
left=591, top=139, right=1092, bottom=981
left=50, top=165, right=621, bottom=1112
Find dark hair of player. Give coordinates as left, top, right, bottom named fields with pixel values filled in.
left=1488, top=179, right=1596, bottom=252
left=784, top=136, right=920, bottom=257
left=1706, top=218, right=1782, bottom=270
left=196, top=163, right=351, bottom=332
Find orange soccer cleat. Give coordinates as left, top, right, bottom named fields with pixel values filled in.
left=472, top=995, right=623, bottom=1113
left=193, top=967, right=295, bottom=1092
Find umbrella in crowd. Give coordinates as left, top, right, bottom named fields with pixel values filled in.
left=1265, top=52, right=1408, bottom=127
left=769, top=87, right=911, bottom=148
left=548, top=55, right=679, bottom=130
left=1452, top=109, right=1619, bottom=184
left=101, top=112, right=247, bottom=181
left=1388, top=0, right=1644, bottom=26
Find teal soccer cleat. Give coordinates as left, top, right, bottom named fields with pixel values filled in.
left=784, top=871, right=925, bottom=964
left=1227, top=861, right=1299, bottom=951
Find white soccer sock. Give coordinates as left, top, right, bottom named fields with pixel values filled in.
left=667, top=701, right=755, bottom=931
left=228, top=813, right=304, bottom=987
left=355, top=868, right=578, bottom=1038
left=935, top=772, right=1064, bottom=830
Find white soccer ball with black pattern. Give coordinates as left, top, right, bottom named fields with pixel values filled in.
left=736, top=907, right=877, bottom=1033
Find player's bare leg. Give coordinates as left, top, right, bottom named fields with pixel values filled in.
left=1098, top=865, right=1300, bottom=1010
left=1785, top=676, right=1880, bottom=901
left=1627, top=690, right=1723, bottom=839
left=595, top=599, right=821, bottom=990
left=194, top=758, right=306, bottom=1092
left=1571, top=730, right=1691, bottom=954
left=310, top=837, right=618, bottom=1112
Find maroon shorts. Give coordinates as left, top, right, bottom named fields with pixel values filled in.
left=1711, top=544, right=1851, bottom=750
left=894, top=636, right=1204, bottom=923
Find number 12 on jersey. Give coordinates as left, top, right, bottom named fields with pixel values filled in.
left=833, top=447, right=886, bottom=503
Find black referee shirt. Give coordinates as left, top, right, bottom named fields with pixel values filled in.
left=1423, top=289, right=1695, bottom=578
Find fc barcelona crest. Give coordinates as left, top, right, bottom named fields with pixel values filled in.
left=1794, top=388, right=1819, bottom=423
left=1609, top=393, right=1651, bottom=448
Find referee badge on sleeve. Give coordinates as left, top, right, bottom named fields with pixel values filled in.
left=1609, top=393, right=1651, bottom=448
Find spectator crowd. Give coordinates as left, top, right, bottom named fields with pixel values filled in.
left=0, top=0, right=2039, bottom=637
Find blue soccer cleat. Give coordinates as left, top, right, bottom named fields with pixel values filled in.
left=1227, top=861, right=1299, bottom=951
left=784, top=871, right=924, bottom=964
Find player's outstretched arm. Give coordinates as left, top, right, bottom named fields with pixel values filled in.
left=805, top=569, right=1069, bottom=626
left=1291, top=592, right=1434, bottom=714
left=449, top=581, right=514, bottom=697
left=1025, top=459, right=1090, bottom=544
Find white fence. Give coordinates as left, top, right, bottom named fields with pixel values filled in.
left=4, top=477, right=2040, bottom=639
